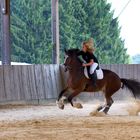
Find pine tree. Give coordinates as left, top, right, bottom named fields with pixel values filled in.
left=11, top=0, right=52, bottom=63
left=59, top=0, right=130, bottom=64
left=9, top=0, right=130, bottom=64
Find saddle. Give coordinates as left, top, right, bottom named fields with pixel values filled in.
left=84, top=67, right=103, bottom=79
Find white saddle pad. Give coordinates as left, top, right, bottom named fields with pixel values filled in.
left=84, top=67, right=104, bottom=80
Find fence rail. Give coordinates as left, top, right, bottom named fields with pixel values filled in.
left=0, top=64, right=140, bottom=103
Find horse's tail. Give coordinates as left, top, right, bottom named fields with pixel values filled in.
left=121, top=78, right=140, bottom=98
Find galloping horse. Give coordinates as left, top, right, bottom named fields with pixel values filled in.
left=57, top=48, right=140, bottom=114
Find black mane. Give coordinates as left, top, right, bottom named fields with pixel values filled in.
left=66, top=48, right=83, bottom=64
left=66, top=48, right=80, bottom=56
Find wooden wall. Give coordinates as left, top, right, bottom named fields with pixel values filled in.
left=0, top=64, right=140, bottom=103
left=0, top=65, right=63, bottom=102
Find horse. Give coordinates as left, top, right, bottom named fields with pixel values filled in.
left=56, top=48, right=140, bottom=114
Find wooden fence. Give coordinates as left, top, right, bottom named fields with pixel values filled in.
left=0, top=65, right=63, bottom=103
left=0, top=64, right=140, bottom=103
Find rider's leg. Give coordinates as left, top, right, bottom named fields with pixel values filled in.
left=89, top=63, right=98, bottom=86
left=90, top=71, right=97, bottom=86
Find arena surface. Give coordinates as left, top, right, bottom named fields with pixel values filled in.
left=0, top=100, right=140, bottom=140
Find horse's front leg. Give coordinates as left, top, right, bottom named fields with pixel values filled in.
left=56, top=87, right=68, bottom=109
left=57, top=87, right=68, bottom=101
left=67, top=89, right=83, bottom=109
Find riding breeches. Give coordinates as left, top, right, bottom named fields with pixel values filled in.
left=89, top=63, right=98, bottom=74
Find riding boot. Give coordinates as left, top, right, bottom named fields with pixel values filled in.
left=90, top=71, right=97, bottom=87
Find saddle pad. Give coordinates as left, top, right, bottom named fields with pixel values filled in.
left=84, top=67, right=104, bottom=79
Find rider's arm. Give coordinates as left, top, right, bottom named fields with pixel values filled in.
left=82, top=59, right=94, bottom=67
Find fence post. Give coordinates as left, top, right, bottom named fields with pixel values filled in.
left=0, top=0, right=11, bottom=65
left=51, top=0, right=60, bottom=64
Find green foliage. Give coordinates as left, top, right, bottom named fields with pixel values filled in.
left=10, top=0, right=52, bottom=63
left=59, top=0, right=130, bottom=64
left=7, top=0, right=130, bottom=64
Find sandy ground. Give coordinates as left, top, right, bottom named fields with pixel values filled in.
left=0, top=100, right=140, bottom=140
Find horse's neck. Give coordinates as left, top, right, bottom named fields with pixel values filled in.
left=68, top=62, right=84, bottom=81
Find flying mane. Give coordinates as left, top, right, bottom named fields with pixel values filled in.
left=66, top=48, right=83, bottom=64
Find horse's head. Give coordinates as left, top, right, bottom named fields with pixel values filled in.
left=64, top=48, right=82, bottom=71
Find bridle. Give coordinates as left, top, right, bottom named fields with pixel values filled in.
left=64, top=65, right=72, bottom=72
left=63, top=55, right=83, bottom=72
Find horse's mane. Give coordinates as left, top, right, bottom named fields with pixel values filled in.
left=66, top=48, right=79, bottom=56
left=66, top=48, right=83, bottom=64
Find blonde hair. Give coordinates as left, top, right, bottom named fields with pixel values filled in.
left=83, top=38, right=95, bottom=53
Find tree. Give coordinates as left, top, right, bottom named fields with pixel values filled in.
left=59, top=0, right=130, bottom=64
left=9, top=0, right=130, bottom=64
left=10, top=0, right=52, bottom=63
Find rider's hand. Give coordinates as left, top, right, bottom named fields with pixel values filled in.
left=82, top=63, right=86, bottom=67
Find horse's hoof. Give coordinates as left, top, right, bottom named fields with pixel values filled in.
left=89, top=110, right=106, bottom=117
left=99, top=112, right=106, bottom=116
left=59, top=104, right=64, bottom=110
left=73, top=103, right=83, bottom=109
left=56, top=100, right=65, bottom=110
left=89, top=110, right=98, bottom=116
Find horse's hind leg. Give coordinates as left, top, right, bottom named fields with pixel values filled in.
left=96, top=95, right=111, bottom=112
left=96, top=103, right=107, bottom=112
left=97, top=105, right=105, bottom=112
left=103, top=97, right=114, bottom=114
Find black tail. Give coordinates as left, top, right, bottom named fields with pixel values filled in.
left=121, top=78, right=140, bottom=98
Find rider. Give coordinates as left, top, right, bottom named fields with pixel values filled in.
left=77, top=38, right=99, bottom=86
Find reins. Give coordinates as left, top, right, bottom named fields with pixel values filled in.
left=64, top=64, right=83, bottom=72
left=64, top=49, right=84, bottom=72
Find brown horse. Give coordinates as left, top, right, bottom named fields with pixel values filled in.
left=56, top=48, right=140, bottom=114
